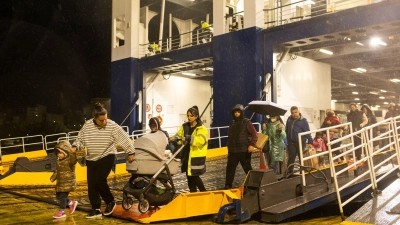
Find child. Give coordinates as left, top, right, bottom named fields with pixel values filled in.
left=312, top=132, right=326, bottom=168
left=50, top=140, right=78, bottom=219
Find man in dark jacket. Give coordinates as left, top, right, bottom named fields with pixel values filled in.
left=225, top=104, right=258, bottom=189
left=285, top=106, right=313, bottom=174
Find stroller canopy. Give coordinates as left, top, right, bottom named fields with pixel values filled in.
left=134, top=131, right=168, bottom=161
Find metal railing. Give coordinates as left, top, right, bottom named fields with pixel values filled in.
left=139, top=25, right=213, bottom=58
left=0, top=135, right=45, bottom=156
left=264, top=0, right=381, bottom=29
left=298, top=116, right=400, bottom=220
left=0, top=122, right=261, bottom=157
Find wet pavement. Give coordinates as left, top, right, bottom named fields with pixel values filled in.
left=0, top=153, right=345, bottom=224
left=0, top=189, right=344, bottom=224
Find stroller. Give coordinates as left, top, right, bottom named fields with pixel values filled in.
left=123, top=131, right=183, bottom=213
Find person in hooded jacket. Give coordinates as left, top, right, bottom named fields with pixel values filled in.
left=266, top=114, right=286, bottom=174
left=50, top=140, right=78, bottom=219
left=285, top=106, right=313, bottom=174
left=347, top=103, right=368, bottom=161
left=224, top=104, right=258, bottom=190
left=148, top=117, right=175, bottom=152
left=384, top=103, right=400, bottom=119
left=361, top=104, right=379, bottom=146
left=170, top=106, right=208, bottom=192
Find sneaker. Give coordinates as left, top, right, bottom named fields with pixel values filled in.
left=103, top=201, right=116, bottom=216
left=69, top=200, right=78, bottom=214
left=86, top=209, right=102, bottom=219
left=53, top=210, right=66, bottom=219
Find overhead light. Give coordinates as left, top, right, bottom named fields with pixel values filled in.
left=369, top=91, right=378, bottom=95
left=349, top=83, right=356, bottom=86
left=380, top=90, right=387, bottom=92
left=352, top=92, right=358, bottom=94
left=351, top=68, right=367, bottom=73
left=390, top=79, right=400, bottom=83
left=379, top=96, right=385, bottom=99
left=331, top=100, right=337, bottom=102
left=319, top=49, right=333, bottom=55
left=370, top=37, right=387, bottom=46
left=354, top=98, right=360, bottom=100
left=376, top=105, right=380, bottom=108
left=384, top=102, right=389, bottom=104
left=182, top=72, right=196, bottom=76
left=356, top=42, right=364, bottom=46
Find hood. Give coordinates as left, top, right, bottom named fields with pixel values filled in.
left=231, top=104, right=244, bottom=120
left=361, top=104, right=373, bottom=116
left=149, top=117, right=161, bottom=130
left=54, top=140, right=71, bottom=157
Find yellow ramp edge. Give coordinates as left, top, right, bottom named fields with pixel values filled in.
left=340, top=222, right=374, bottom=225
left=138, top=189, right=241, bottom=224
left=206, top=147, right=227, bottom=159
left=0, top=150, right=48, bottom=175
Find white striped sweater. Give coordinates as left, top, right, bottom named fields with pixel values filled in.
left=72, top=119, right=135, bottom=161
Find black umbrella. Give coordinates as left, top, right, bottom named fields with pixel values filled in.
left=246, top=101, right=287, bottom=116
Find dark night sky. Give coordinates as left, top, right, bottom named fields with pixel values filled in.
left=0, top=0, right=112, bottom=114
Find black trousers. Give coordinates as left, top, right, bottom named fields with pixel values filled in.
left=225, top=152, right=252, bottom=189
left=187, top=175, right=206, bottom=192
left=56, top=192, right=70, bottom=210
left=353, top=135, right=362, bottom=160
left=287, top=142, right=305, bottom=173
left=86, top=154, right=115, bottom=209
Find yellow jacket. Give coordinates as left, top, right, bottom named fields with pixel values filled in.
left=175, top=123, right=208, bottom=176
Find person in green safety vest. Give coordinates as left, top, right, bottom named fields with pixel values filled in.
left=200, top=21, right=212, bottom=43
left=149, top=43, right=159, bottom=53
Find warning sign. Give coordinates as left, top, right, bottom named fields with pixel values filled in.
left=146, top=104, right=151, bottom=112
left=156, top=104, right=162, bottom=113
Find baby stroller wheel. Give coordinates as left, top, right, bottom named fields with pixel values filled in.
left=122, top=197, right=134, bottom=210
left=138, top=199, right=150, bottom=213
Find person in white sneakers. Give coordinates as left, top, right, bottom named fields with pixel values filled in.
left=50, top=140, right=79, bottom=219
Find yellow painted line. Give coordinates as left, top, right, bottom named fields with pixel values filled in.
left=206, top=147, right=227, bottom=159
left=340, top=221, right=374, bottom=225
left=138, top=189, right=241, bottom=223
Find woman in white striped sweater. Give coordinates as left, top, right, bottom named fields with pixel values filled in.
left=71, top=103, right=135, bottom=219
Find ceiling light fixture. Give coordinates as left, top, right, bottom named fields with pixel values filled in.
left=376, top=105, right=380, bottom=108
left=351, top=68, right=367, bottom=73
left=380, top=90, right=387, bottom=92
left=319, top=49, right=333, bottom=55
left=390, top=79, right=400, bottom=83
left=354, top=98, right=360, bottom=100
left=181, top=72, right=196, bottom=76
left=379, top=96, right=385, bottom=99
left=356, top=42, right=364, bottom=46
left=384, top=102, right=389, bottom=104
left=352, top=92, right=358, bottom=94
left=370, top=37, right=387, bottom=46
left=369, top=91, right=378, bottom=95
left=349, top=83, right=356, bottom=86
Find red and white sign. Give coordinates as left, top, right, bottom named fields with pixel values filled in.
left=156, top=104, right=162, bottom=113
left=148, top=114, right=152, bottom=119
left=146, top=104, right=151, bottom=112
